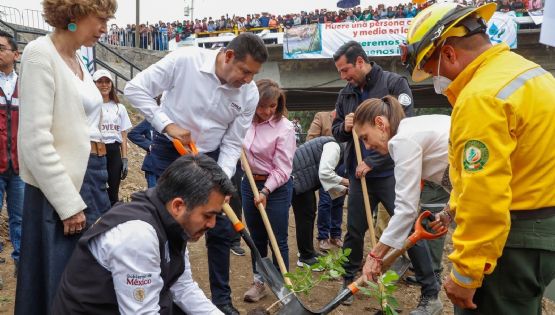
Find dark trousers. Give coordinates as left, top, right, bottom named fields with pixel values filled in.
left=242, top=177, right=292, bottom=282
left=15, top=155, right=110, bottom=315
left=150, top=133, right=235, bottom=305
left=342, top=174, right=439, bottom=297
left=105, top=142, right=123, bottom=205
left=455, top=215, right=555, bottom=315
left=420, top=181, right=450, bottom=279
left=291, top=188, right=318, bottom=260
left=317, top=188, right=345, bottom=240
left=229, top=164, right=243, bottom=245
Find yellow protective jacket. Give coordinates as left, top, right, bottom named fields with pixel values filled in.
left=444, top=43, right=555, bottom=288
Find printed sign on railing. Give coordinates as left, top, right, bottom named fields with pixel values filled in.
left=284, top=13, right=519, bottom=60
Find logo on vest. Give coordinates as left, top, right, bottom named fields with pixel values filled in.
left=126, top=273, right=152, bottom=286
left=133, top=287, right=145, bottom=302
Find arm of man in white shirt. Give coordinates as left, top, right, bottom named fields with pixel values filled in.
left=170, top=249, right=223, bottom=315
left=89, top=220, right=221, bottom=314
left=319, top=142, right=347, bottom=199
left=217, top=88, right=258, bottom=178
left=124, top=51, right=181, bottom=133
left=379, top=137, right=423, bottom=250
left=89, top=220, right=164, bottom=315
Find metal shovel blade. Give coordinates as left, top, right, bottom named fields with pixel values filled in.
left=256, top=257, right=295, bottom=303
left=388, top=254, right=412, bottom=280
left=239, top=230, right=295, bottom=303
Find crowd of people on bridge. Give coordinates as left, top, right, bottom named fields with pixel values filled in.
left=1, top=0, right=554, bottom=315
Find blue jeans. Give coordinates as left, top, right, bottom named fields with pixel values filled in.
left=145, top=171, right=157, bottom=188
left=0, top=173, right=24, bottom=263
left=317, top=188, right=345, bottom=240
left=242, top=177, right=292, bottom=283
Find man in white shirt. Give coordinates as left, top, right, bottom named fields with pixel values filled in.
left=51, top=154, right=235, bottom=315
left=124, top=33, right=268, bottom=315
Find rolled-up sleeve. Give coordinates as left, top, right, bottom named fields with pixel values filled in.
left=319, top=142, right=347, bottom=199
left=218, top=89, right=258, bottom=178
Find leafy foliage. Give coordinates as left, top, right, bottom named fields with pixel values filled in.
left=284, top=248, right=351, bottom=295
left=359, top=270, right=400, bottom=315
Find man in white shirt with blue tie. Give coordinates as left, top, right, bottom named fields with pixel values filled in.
left=125, top=33, right=268, bottom=315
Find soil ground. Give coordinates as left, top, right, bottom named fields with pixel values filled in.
left=0, top=111, right=554, bottom=314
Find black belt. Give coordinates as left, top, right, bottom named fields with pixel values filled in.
left=510, top=206, right=555, bottom=220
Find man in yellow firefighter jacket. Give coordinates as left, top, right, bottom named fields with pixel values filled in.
left=401, top=2, right=555, bottom=314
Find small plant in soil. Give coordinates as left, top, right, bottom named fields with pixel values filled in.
left=284, top=248, right=351, bottom=295
left=359, top=270, right=400, bottom=315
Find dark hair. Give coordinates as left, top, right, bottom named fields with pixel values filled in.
left=333, top=40, right=368, bottom=64
left=107, top=79, right=120, bottom=103
left=354, top=95, right=405, bottom=137
left=256, top=79, right=287, bottom=121
left=157, top=154, right=235, bottom=209
left=226, top=32, right=268, bottom=64
left=0, top=30, right=17, bottom=51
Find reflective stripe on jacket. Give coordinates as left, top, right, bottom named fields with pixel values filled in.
left=445, top=43, right=555, bottom=288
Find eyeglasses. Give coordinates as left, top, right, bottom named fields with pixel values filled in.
left=0, top=45, right=16, bottom=53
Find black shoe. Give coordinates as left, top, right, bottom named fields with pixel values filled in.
left=296, top=256, right=324, bottom=271
left=216, top=303, right=240, bottom=315
left=405, top=275, right=422, bottom=286
left=341, top=279, right=355, bottom=305
left=230, top=242, right=246, bottom=256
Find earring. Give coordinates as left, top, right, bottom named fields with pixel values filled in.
left=68, top=22, right=77, bottom=32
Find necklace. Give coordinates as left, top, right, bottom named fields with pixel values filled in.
left=62, top=55, right=83, bottom=78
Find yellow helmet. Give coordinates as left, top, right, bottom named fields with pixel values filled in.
left=400, top=2, right=497, bottom=82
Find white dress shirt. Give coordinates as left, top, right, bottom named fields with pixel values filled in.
left=379, top=115, right=451, bottom=250
left=89, top=220, right=222, bottom=315
left=318, top=142, right=347, bottom=199
left=124, top=46, right=259, bottom=178
left=0, top=70, right=17, bottom=100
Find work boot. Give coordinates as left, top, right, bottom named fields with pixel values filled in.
left=244, top=282, right=267, bottom=302
left=296, top=256, right=324, bottom=272
left=216, top=303, right=240, bottom=315
left=409, top=295, right=443, bottom=315
left=341, top=279, right=355, bottom=305
left=231, top=240, right=246, bottom=256
left=318, top=239, right=333, bottom=252
left=329, top=237, right=343, bottom=248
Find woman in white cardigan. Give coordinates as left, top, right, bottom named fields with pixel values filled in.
left=15, top=0, right=117, bottom=313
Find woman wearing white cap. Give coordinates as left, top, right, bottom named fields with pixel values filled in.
left=93, top=69, right=132, bottom=205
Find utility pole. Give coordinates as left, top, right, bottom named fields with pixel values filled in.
left=135, top=0, right=140, bottom=48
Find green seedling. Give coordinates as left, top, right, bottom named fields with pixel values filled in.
left=264, top=248, right=351, bottom=313
left=285, top=248, right=351, bottom=295
left=359, top=270, right=400, bottom=315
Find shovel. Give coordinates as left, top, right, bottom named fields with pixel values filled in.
left=240, top=149, right=292, bottom=287
left=222, top=203, right=296, bottom=304
left=273, top=210, right=447, bottom=315
left=169, top=138, right=295, bottom=302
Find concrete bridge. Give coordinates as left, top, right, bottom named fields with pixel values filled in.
left=100, top=29, right=553, bottom=111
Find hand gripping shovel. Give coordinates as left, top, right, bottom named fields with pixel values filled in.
left=170, top=138, right=296, bottom=303
left=274, top=211, right=448, bottom=315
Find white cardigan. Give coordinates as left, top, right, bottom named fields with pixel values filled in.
left=18, top=35, right=91, bottom=220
